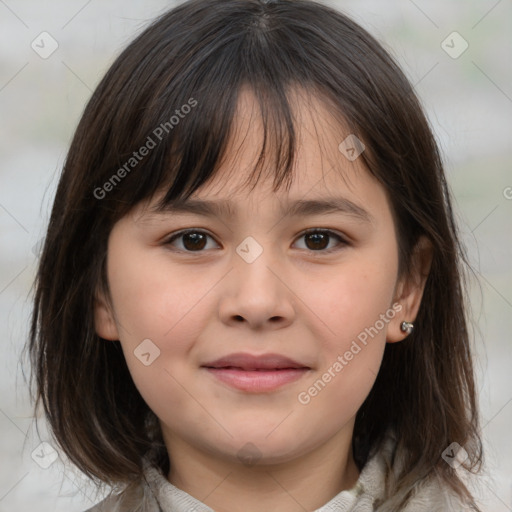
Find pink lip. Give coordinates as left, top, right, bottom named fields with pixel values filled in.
left=203, top=367, right=309, bottom=392
left=201, top=352, right=311, bottom=392
left=202, top=352, right=308, bottom=370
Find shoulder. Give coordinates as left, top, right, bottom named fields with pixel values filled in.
left=83, top=479, right=160, bottom=512
left=359, top=431, right=477, bottom=511
left=402, top=474, right=477, bottom=511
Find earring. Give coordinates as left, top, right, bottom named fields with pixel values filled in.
left=400, top=321, right=414, bottom=335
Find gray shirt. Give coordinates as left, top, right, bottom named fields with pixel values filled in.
left=85, top=434, right=475, bottom=511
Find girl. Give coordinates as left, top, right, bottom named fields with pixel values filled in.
left=28, top=0, right=483, bottom=510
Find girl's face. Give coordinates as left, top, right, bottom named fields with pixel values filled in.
left=95, top=89, right=429, bottom=472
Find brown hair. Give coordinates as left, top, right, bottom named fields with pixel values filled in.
left=27, top=0, right=483, bottom=509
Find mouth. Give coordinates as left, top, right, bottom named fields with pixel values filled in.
left=202, top=352, right=310, bottom=371
left=205, top=366, right=300, bottom=371
left=201, top=352, right=311, bottom=392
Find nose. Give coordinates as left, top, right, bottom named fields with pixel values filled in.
left=218, top=243, right=296, bottom=330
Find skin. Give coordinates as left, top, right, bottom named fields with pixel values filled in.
left=95, top=88, right=432, bottom=512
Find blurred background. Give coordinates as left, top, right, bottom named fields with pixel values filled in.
left=0, top=0, right=511, bottom=510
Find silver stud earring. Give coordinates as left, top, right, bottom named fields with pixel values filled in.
left=400, top=321, right=414, bottom=335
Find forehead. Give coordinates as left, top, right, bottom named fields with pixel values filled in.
left=211, top=87, right=360, bottom=192
left=136, top=86, right=389, bottom=222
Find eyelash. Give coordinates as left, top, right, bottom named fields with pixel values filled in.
left=163, top=228, right=348, bottom=255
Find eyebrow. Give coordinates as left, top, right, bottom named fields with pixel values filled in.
left=147, top=197, right=374, bottom=223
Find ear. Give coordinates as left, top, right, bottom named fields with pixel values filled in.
left=387, top=235, right=433, bottom=343
left=93, top=285, right=119, bottom=341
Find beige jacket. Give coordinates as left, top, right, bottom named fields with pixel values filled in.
left=85, top=434, right=476, bottom=511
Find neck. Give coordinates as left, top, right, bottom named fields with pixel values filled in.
left=163, top=425, right=360, bottom=512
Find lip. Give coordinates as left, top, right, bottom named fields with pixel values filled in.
left=203, top=367, right=310, bottom=392
left=201, top=352, right=311, bottom=393
left=202, top=352, right=309, bottom=371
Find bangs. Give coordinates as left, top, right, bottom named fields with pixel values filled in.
left=91, top=1, right=365, bottom=223
left=145, top=84, right=359, bottom=216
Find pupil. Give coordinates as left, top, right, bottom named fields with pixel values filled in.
left=183, top=233, right=206, bottom=250
left=307, top=233, right=328, bottom=250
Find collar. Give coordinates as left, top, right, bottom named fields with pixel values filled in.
left=142, top=436, right=393, bottom=512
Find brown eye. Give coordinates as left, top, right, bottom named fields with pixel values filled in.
left=165, top=230, right=218, bottom=252
left=304, top=232, right=329, bottom=250
left=294, top=229, right=347, bottom=253
left=164, top=228, right=347, bottom=254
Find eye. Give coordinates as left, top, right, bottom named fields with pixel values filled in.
left=164, top=228, right=347, bottom=254
left=164, top=229, right=219, bottom=252
left=293, top=229, right=347, bottom=253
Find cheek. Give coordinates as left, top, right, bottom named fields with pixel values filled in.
left=295, top=250, right=397, bottom=411
left=106, top=247, right=214, bottom=417
left=304, top=250, right=397, bottom=347
left=107, top=245, right=210, bottom=343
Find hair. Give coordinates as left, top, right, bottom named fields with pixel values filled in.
left=27, top=0, right=483, bottom=509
